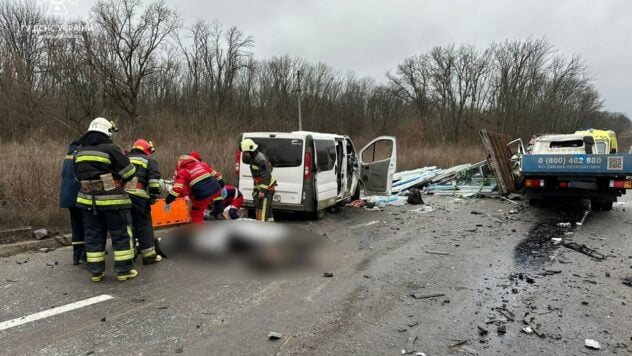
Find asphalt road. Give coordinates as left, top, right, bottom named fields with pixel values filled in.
left=1, top=194, right=632, bottom=355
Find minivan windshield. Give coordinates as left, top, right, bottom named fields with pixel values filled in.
left=243, top=138, right=303, bottom=167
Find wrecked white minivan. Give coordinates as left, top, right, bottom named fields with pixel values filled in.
left=236, top=131, right=396, bottom=218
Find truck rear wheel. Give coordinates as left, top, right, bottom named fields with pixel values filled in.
left=591, top=200, right=613, bottom=211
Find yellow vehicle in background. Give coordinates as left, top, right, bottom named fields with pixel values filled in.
left=575, top=129, right=618, bottom=153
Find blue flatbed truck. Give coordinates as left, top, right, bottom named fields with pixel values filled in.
left=521, top=154, right=632, bottom=210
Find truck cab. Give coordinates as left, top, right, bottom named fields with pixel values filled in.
left=237, top=132, right=396, bottom=218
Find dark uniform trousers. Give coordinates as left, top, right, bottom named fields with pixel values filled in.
left=130, top=195, right=157, bottom=261
left=82, top=209, right=135, bottom=274
left=254, top=189, right=275, bottom=222
left=68, top=207, right=85, bottom=254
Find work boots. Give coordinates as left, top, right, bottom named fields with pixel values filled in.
left=142, top=254, right=162, bottom=265
left=117, top=269, right=138, bottom=282
left=91, top=272, right=104, bottom=282
left=73, top=248, right=86, bottom=265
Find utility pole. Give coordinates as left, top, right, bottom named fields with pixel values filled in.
left=296, top=70, right=302, bottom=131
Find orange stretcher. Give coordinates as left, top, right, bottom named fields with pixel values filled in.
left=151, top=198, right=191, bottom=228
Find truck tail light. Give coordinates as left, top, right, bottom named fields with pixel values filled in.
left=559, top=181, right=569, bottom=188
left=609, top=180, right=632, bottom=189
left=234, top=150, right=241, bottom=175
left=525, top=179, right=544, bottom=188
left=304, top=152, right=312, bottom=180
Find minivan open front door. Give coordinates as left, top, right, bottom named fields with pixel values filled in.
left=358, top=136, right=397, bottom=195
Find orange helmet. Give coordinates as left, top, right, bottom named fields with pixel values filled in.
left=133, top=139, right=155, bottom=155
left=177, top=154, right=196, bottom=170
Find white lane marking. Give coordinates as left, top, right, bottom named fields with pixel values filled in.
left=350, top=220, right=380, bottom=229
left=0, top=294, right=114, bottom=331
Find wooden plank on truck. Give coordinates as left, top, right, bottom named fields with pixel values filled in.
left=479, top=129, right=516, bottom=195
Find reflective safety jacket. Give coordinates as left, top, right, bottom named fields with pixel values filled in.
left=199, top=161, right=225, bottom=188
left=125, top=148, right=161, bottom=199
left=74, top=132, right=136, bottom=210
left=169, top=159, right=221, bottom=202
left=249, top=151, right=277, bottom=191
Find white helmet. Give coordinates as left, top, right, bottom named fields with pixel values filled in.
left=88, top=117, right=117, bottom=137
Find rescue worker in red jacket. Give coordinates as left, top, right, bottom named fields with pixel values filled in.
left=165, top=154, right=224, bottom=224
left=125, top=139, right=162, bottom=264
left=207, top=185, right=243, bottom=220
left=240, top=139, right=277, bottom=222
left=74, top=118, right=137, bottom=282
left=189, top=150, right=227, bottom=198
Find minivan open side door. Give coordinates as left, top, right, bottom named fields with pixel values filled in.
left=358, top=136, right=396, bottom=195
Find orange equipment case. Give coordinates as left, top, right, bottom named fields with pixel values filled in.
left=151, top=198, right=191, bottom=228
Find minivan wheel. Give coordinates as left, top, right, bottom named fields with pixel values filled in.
left=313, top=209, right=326, bottom=220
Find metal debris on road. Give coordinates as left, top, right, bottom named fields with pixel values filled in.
left=477, top=325, right=488, bottom=336
left=322, top=272, right=334, bottom=278
left=562, top=242, right=606, bottom=260
left=410, top=292, right=446, bottom=300
left=424, top=250, right=451, bottom=256
left=268, top=331, right=283, bottom=340
left=622, top=277, right=632, bottom=287
left=522, top=326, right=534, bottom=334
left=585, top=339, right=601, bottom=350
left=405, top=335, right=418, bottom=354
left=497, top=324, right=506, bottom=335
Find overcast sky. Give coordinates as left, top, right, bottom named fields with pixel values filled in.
left=61, top=0, right=631, bottom=115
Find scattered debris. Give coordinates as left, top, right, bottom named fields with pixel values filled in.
left=268, top=331, right=283, bottom=340
left=522, top=326, right=534, bottom=334
left=424, top=250, right=451, bottom=256
left=100, top=317, right=106, bottom=322
left=397, top=327, right=408, bottom=333
left=39, top=247, right=53, bottom=253
left=175, top=347, right=183, bottom=353
left=471, top=210, right=483, bottom=215
left=449, top=340, right=468, bottom=348
left=349, top=200, right=366, bottom=208
left=405, top=335, right=418, bottom=354
left=540, top=269, right=562, bottom=276
left=322, top=272, right=334, bottom=278
left=407, top=321, right=419, bottom=327
left=407, top=188, right=424, bottom=205
left=411, top=292, right=446, bottom=300
left=496, top=308, right=515, bottom=321
left=6, top=279, right=18, bottom=283
left=622, top=277, right=632, bottom=287
left=551, top=237, right=562, bottom=245
left=477, top=325, right=489, bottom=336
left=585, top=339, right=601, bottom=350
left=562, top=242, right=606, bottom=260
left=46, top=261, right=58, bottom=267
left=33, top=229, right=49, bottom=240
left=557, top=222, right=571, bottom=228
left=497, top=324, right=507, bottom=335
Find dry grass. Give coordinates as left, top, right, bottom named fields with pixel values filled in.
left=0, top=131, right=486, bottom=230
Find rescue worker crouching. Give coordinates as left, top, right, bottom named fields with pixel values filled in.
left=240, top=139, right=277, bottom=222
left=74, top=118, right=138, bottom=282
left=165, top=155, right=224, bottom=224
left=206, top=184, right=244, bottom=220
left=126, top=139, right=162, bottom=265
left=60, top=140, right=85, bottom=265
